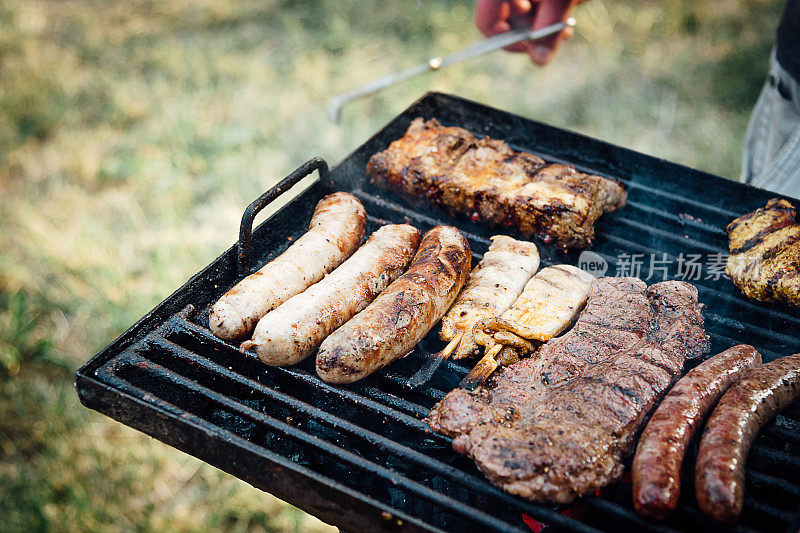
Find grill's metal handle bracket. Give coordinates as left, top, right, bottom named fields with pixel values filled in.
left=237, top=157, right=330, bottom=277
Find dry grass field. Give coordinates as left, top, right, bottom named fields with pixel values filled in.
left=0, top=0, right=785, bottom=530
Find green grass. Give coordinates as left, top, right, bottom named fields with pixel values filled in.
left=0, top=0, right=785, bottom=530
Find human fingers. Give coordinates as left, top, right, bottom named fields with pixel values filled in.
left=475, top=0, right=512, bottom=37
left=476, top=0, right=537, bottom=53
left=523, top=0, right=577, bottom=65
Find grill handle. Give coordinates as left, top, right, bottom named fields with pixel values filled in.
left=237, top=157, right=330, bottom=276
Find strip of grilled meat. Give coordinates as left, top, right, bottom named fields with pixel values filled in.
left=726, top=198, right=800, bottom=307
left=366, top=118, right=627, bottom=249
left=440, top=235, right=540, bottom=360
left=429, top=279, right=709, bottom=503
left=484, top=264, right=593, bottom=344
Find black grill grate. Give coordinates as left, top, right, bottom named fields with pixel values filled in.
left=77, top=93, right=800, bottom=532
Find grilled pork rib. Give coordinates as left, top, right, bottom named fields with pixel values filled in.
left=429, top=279, right=709, bottom=503
left=366, top=118, right=627, bottom=249
left=726, top=198, right=800, bottom=307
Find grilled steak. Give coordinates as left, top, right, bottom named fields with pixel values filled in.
left=366, top=118, right=627, bottom=249
left=431, top=277, right=651, bottom=437
left=429, top=279, right=709, bottom=503
left=726, top=198, right=800, bottom=307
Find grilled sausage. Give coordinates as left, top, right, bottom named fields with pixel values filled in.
left=241, top=224, right=421, bottom=365
left=316, top=225, right=472, bottom=384
left=632, top=345, right=762, bottom=520
left=696, top=353, right=800, bottom=522
left=209, top=192, right=366, bottom=341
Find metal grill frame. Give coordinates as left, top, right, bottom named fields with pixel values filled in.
left=76, top=92, right=800, bottom=533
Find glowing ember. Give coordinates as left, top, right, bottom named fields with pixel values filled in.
left=521, top=514, right=544, bottom=533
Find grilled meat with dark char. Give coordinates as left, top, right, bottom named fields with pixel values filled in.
left=632, top=344, right=762, bottom=520
left=366, top=118, right=627, bottom=249
left=726, top=198, right=800, bottom=307
left=696, top=353, right=800, bottom=522
left=316, top=225, right=471, bottom=384
left=430, top=277, right=653, bottom=438
left=429, top=279, right=709, bottom=503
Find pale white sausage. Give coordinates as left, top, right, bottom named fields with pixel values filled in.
left=209, top=192, right=366, bottom=341
left=242, top=224, right=421, bottom=365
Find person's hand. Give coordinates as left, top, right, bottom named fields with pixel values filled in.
left=474, top=0, right=580, bottom=65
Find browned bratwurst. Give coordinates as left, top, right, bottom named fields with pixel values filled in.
left=316, top=225, right=472, bottom=384
left=696, top=353, right=800, bottom=522
left=632, top=345, right=762, bottom=520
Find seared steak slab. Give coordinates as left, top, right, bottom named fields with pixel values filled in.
left=429, top=279, right=709, bottom=503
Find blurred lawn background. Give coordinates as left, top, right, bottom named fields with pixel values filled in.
left=0, top=0, right=786, bottom=530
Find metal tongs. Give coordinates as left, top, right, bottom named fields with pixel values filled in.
left=329, top=17, right=576, bottom=123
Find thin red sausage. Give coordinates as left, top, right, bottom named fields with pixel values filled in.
left=696, top=353, right=800, bottom=522
left=632, top=345, right=761, bottom=520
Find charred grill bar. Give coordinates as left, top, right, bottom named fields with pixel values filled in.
left=76, top=93, right=800, bottom=532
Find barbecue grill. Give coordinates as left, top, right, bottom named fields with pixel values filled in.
left=76, top=92, right=800, bottom=532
